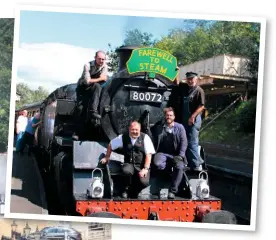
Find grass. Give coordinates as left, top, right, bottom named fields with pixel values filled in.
left=199, top=98, right=256, bottom=149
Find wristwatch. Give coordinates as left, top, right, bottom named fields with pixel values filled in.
left=144, top=166, right=150, bottom=170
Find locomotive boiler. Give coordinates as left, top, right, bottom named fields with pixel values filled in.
left=35, top=46, right=236, bottom=223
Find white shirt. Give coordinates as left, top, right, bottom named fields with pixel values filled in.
left=17, top=115, right=28, bottom=132
left=110, top=134, right=156, bottom=155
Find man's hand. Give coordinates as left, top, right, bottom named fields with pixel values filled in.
left=188, top=115, right=195, bottom=126
left=100, top=157, right=109, bottom=165
left=173, top=155, right=183, bottom=164
left=139, top=168, right=149, bottom=178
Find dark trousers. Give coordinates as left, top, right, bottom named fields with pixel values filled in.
left=122, top=163, right=150, bottom=193
left=153, top=152, right=185, bottom=194
left=19, top=131, right=34, bottom=154
left=74, top=83, right=102, bottom=137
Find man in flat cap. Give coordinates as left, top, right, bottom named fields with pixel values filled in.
left=175, top=71, right=205, bottom=171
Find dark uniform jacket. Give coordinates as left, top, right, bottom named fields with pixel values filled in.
left=151, top=121, right=187, bottom=159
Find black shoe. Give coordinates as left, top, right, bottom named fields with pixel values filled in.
left=122, top=191, right=128, bottom=199
left=168, top=192, right=175, bottom=199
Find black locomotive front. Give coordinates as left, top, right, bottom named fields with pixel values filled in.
left=32, top=46, right=237, bottom=223
left=99, top=46, right=174, bottom=141
left=36, top=45, right=184, bottom=216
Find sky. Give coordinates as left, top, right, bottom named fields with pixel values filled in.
left=17, top=10, right=187, bottom=93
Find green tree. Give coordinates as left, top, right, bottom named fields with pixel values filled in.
left=16, top=83, right=49, bottom=109
left=0, top=69, right=12, bottom=150
left=106, top=29, right=156, bottom=73
left=0, top=18, right=14, bottom=151
left=155, top=20, right=260, bottom=81
left=106, top=43, right=120, bottom=73
left=123, top=28, right=156, bottom=46
left=0, top=18, right=14, bottom=70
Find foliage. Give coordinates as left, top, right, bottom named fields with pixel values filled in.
left=0, top=18, right=14, bottom=151
left=123, top=29, right=157, bottom=46
left=106, top=29, right=157, bottom=73
left=106, top=43, right=120, bottom=73
left=16, top=83, right=49, bottom=109
left=155, top=21, right=260, bottom=80
left=200, top=98, right=256, bottom=147
left=106, top=21, right=260, bottom=81
left=232, top=97, right=257, bottom=133
left=0, top=18, right=14, bottom=70
left=0, top=69, right=12, bottom=150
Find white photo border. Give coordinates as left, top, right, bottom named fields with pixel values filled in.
left=4, top=4, right=267, bottom=232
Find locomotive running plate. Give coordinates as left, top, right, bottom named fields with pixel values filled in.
left=130, top=90, right=163, bottom=103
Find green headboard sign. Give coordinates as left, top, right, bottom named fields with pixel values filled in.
left=126, top=47, right=178, bottom=81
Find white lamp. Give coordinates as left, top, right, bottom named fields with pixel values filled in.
left=89, top=168, right=104, bottom=198
left=196, top=171, right=210, bottom=199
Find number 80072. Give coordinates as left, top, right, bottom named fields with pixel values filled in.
left=130, top=91, right=163, bottom=103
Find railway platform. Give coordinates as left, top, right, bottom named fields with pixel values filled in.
left=10, top=148, right=48, bottom=215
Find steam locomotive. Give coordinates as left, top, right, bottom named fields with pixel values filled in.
left=33, top=46, right=236, bottom=223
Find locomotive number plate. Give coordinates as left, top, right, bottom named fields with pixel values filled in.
left=130, top=91, right=163, bottom=103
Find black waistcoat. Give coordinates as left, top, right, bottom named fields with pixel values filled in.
left=76, top=61, right=104, bottom=97
left=159, top=130, right=175, bottom=155
left=122, top=133, right=146, bottom=169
